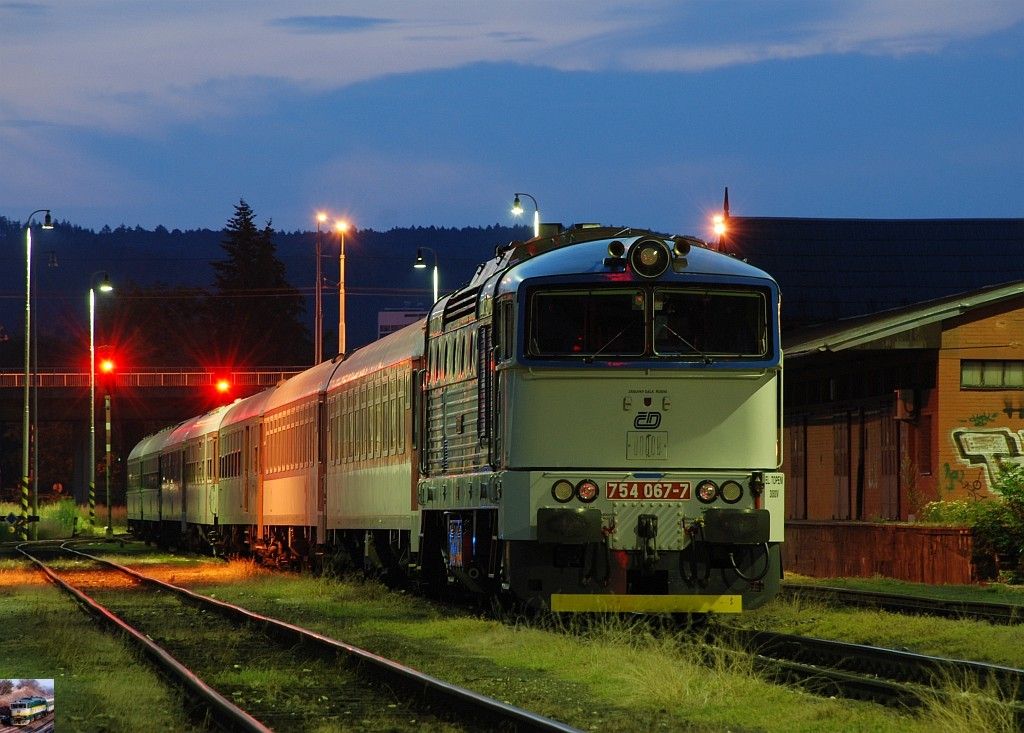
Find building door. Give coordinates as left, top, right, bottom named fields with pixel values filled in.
left=880, top=416, right=900, bottom=519
left=833, top=414, right=851, bottom=519
left=789, top=418, right=807, bottom=519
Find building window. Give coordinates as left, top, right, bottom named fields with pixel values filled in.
left=961, top=360, right=1024, bottom=389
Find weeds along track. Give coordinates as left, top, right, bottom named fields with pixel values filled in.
left=779, top=583, right=1024, bottom=624
left=18, top=542, right=578, bottom=733
left=723, top=625, right=1024, bottom=721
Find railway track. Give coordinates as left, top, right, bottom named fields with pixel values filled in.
left=725, top=625, right=1024, bottom=722
left=18, top=541, right=580, bottom=733
left=779, top=582, right=1024, bottom=624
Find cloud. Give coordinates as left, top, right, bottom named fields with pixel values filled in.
left=269, top=15, right=394, bottom=34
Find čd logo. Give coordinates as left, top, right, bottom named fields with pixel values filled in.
left=633, top=411, right=662, bottom=429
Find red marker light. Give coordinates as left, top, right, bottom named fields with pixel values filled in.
left=99, top=358, right=115, bottom=374
left=216, top=379, right=231, bottom=394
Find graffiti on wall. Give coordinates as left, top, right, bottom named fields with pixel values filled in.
left=951, top=427, right=1024, bottom=495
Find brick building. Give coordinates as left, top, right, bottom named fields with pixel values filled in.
left=781, top=282, right=1024, bottom=522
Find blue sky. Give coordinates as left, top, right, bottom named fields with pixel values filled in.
left=2, top=1, right=1022, bottom=237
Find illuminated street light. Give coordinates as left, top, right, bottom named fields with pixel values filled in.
left=89, top=271, right=114, bottom=533
left=21, top=209, right=52, bottom=540
left=714, top=186, right=730, bottom=249
left=413, top=247, right=439, bottom=303
left=314, top=212, right=328, bottom=364
left=336, top=220, right=350, bottom=356
left=511, top=192, right=540, bottom=238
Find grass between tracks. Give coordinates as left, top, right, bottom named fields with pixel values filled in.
left=168, top=558, right=1008, bottom=732
left=0, top=558, right=200, bottom=733
left=4, top=542, right=1020, bottom=732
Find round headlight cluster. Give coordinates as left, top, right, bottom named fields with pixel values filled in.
left=696, top=480, right=718, bottom=503
left=628, top=237, right=670, bottom=278
left=551, top=480, right=574, bottom=503
left=550, top=479, right=600, bottom=503
left=720, top=480, right=743, bottom=504
left=576, top=479, right=599, bottom=503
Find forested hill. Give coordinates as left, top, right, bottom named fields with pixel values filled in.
left=0, top=216, right=531, bottom=366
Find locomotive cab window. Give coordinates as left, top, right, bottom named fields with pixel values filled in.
left=528, top=288, right=645, bottom=357
left=653, top=288, right=768, bottom=358
left=526, top=285, right=770, bottom=361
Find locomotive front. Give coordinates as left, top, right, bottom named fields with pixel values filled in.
left=486, top=228, right=784, bottom=612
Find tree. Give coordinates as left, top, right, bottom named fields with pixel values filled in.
left=210, top=199, right=310, bottom=365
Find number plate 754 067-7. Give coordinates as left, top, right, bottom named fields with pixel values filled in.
left=606, top=481, right=691, bottom=500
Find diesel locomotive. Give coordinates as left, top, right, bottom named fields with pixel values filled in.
left=128, top=223, right=785, bottom=613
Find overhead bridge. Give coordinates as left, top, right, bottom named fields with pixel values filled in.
left=0, top=367, right=304, bottom=390
left=0, top=367, right=306, bottom=504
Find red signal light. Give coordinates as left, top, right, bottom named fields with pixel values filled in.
left=216, top=378, right=231, bottom=394
left=99, top=358, right=115, bottom=374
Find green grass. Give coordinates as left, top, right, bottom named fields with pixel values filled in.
left=0, top=568, right=201, bottom=732
left=9, top=540, right=1021, bottom=732
left=0, top=499, right=127, bottom=540
left=161, top=563, right=958, bottom=732
left=785, top=572, right=1024, bottom=605
left=741, top=593, right=1024, bottom=669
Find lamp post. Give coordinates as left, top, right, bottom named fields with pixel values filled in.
left=21, top=209, right=52, bottom=540
left=314, top=212, right=328, bottom=364
left=89, top=272, right=114, bottom=533
left=413, top=247, right=439, bottom=304
left=511, top=192, right=540, bottom=238
left=336, top=220, right=349, bottom=356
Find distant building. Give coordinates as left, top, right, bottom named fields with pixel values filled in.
left=723, top=217, right=1024, bottom=329
left=377, top=310, right=425, bottom=339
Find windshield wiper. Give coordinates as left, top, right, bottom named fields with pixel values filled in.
left=584, top=322, right=638, bottom=363
left=658, top=324, right=712, bottom=364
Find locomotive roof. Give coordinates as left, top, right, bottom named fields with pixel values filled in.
left=495, top=230, right=776, bottom=291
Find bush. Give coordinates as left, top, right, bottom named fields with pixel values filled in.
left=919, top=462, right=1024, bottom=581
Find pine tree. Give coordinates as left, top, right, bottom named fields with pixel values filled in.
left=210, top=199, right=310, bottom=365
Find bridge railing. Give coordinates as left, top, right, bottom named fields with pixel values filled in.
left=0, top=367, right=306, bottom=389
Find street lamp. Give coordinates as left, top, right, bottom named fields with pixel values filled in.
left=21, top=209, right=52, bottom=540
left=314, top=212, right=328, bottom=365
left=336, top=220, right=349, bottom=356
left=89, top=272, right=114, bottom=534
left=511, top=192, right=540, bottom=238
left=413, top=247, right=439, bottom=304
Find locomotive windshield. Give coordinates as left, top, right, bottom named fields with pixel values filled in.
left=527, top=285, right=770, bottom=360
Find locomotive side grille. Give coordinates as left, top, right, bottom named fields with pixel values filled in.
left=443, top=286, right=481, bottom=326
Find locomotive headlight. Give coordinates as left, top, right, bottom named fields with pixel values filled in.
left=628, top=237, right=670, bottom=278
left=720, top=480, right=743, bottom=504
left=551, top=479, right=574, bottom=503
left=696, top=480, right=718, bottom=503
left=575, top=479, right=599, bottom=503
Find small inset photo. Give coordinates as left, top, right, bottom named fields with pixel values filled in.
left=0, top=679, right=54, bottom=728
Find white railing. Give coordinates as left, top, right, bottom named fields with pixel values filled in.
left=0, top=367, right=305, bottom=389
